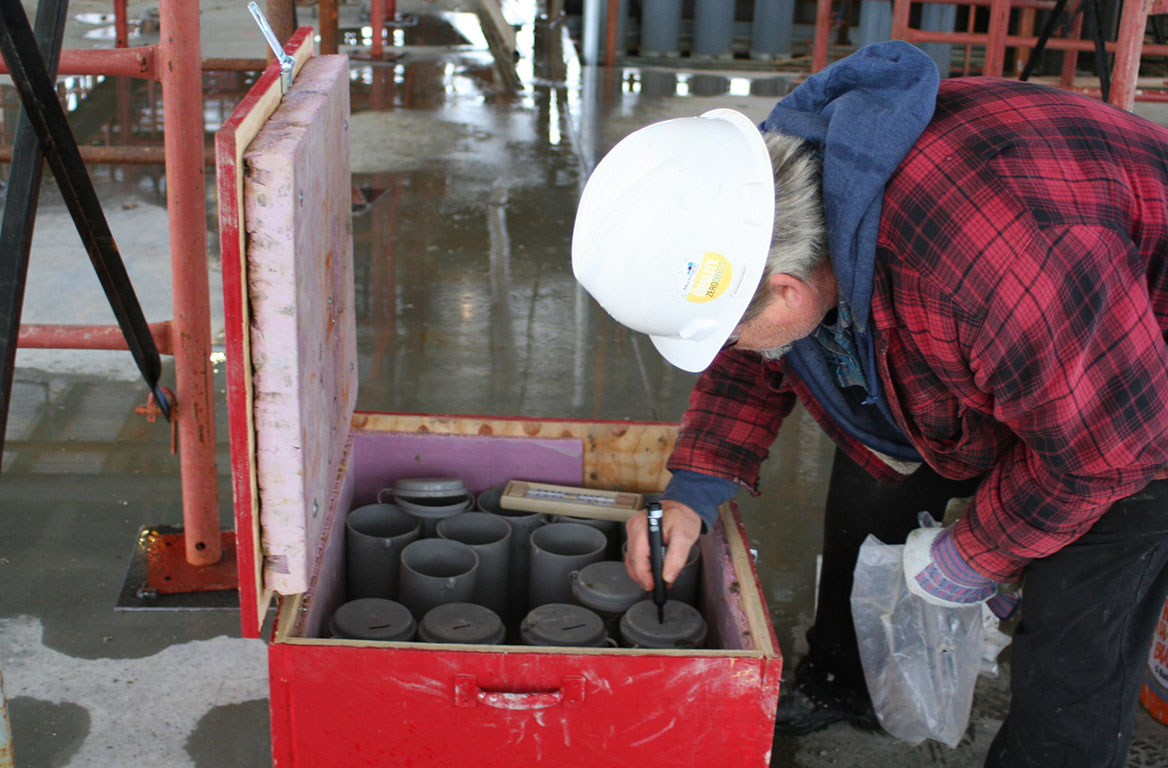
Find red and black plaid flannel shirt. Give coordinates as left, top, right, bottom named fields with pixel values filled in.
left=668, top=78, right=1168, bottom=581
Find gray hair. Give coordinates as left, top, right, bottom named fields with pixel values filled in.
left=739, top=131, right=828, bottom=324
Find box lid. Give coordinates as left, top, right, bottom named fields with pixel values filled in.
left=216, top=29, right=356, bottom=638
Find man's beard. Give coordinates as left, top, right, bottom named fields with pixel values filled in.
left=760, top=342, right=794, bottom=361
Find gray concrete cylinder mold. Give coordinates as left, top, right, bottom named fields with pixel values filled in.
left=398, top=538, right=479, bottom=620
left=640, top=0, right=682, bottom=57
left=693, top=0, right=735, bottom=59
left=345, top=503, right=420, bottom=601
left=750, top=0, right=794, bottom=60
left=528, top=523, right=607, bottom=607
left=436, top=512, right=511, bottom=618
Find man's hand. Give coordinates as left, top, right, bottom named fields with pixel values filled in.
left=625, top=499, right=702, bottom=592
left=903, top=524, right=996, bottom=607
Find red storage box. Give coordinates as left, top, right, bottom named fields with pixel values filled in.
left=216, top=30, right=781, bottom=768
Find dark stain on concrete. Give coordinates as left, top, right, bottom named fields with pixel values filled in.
left=185, top=698, right=271, bottom=768
left=8, top=696, right=89, bottom=768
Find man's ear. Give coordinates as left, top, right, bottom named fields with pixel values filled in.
left=768, top=273, right=808, bottom=310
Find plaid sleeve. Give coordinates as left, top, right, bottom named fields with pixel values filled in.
left=946, top=224, right=1168, bottom=581
left=666, top=348, right=797, bottom=493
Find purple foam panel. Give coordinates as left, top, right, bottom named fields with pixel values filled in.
left=350, top=431, right=585, bottom=507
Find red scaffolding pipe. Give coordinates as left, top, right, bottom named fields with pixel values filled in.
left=11, top=0, right=223, bottom=569
left=158, top=0, right=220, bottom=567
left=19, top=322, right=174, bottom=356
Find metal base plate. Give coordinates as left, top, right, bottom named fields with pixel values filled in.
left=116, top=525, right=240, bottom=611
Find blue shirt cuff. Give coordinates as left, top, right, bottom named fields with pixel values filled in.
left=662, top=469, right=739, bottom=530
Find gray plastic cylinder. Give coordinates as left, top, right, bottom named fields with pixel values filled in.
left=640, top=0, right=681, bottom=57
left=693, top=0, right=735, bottom=60
left=528, top=523, right=607, bottom=607
left=329, top=598, right=417, bottom=641
left=551, top=513, right=621, bottom=560
left=620, top=599, right=708, bottom=649
left=750, top=0, right=794, bottom=60
left=479, top=486, right=547, bottom=630
left=437, top=512, right=511, bottom=618
left=418, top=603, right=505, bottom=645
left=398, top=538, right=479, bottom=620
left=345, top=503, right=420, bottom=601
left=521, top=603, right=609, bottom=647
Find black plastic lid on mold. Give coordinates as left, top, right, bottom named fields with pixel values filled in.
left=571, top=561, right=646, bottom=613
left=418, top=603, right=505, bottom=645
left=620, top=600, right=708, bottom=649
left=520, top=603, right=608, bottom=647
left=329, top=598, right=417, bottom=641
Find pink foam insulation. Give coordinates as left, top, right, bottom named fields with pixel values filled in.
left=243, top=55, right=357, bottom=595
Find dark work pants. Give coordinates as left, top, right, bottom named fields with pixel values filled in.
left=800, top=447, right=1168, bottom=768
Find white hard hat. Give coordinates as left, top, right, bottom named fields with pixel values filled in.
left=572, top=108, right=774, bottom=373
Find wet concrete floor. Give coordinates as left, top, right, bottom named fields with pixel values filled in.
left=2, top=1, right=1168, bottom=766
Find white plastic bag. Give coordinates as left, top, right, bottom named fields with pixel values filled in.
left=850, top=532, right=984, bottom=748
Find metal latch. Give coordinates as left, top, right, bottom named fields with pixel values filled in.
left=247, top=1, right=295, bottom=93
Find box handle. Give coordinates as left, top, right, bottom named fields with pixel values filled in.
left=453, top=674, right=585, bottom=710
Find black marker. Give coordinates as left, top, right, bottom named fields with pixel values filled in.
left=647, top=501, right=666, bottom=624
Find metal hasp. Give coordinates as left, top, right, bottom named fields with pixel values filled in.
left=249, top=2, right=296, bottom=93
left=0, top=0, right=173, bottom=434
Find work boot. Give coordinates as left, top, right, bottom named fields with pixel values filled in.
left=773, top=682, right=880, bottom=736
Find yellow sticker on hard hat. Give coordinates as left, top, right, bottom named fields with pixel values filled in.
left=679, top=252, right=733, bottom=303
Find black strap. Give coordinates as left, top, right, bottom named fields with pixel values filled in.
left=0, top=0, right=171, bottom=431
left=0, top=0, right=70, bottom=454
left=1020, top=0, right=1111, bottom=102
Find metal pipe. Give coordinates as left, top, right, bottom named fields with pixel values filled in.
left=266, top=0, right=294, bottom=60
left=320, top=0, right=339, bottom=54
left=1110, top=0, right=1151, bottom=109
left=812, top=0, right=832, bottom=70
left=604, top=0, right=619, bottom=67
left=18, top=322, right=174, bottom=355
left=983, top=0, right=1011, bottom=75
left=0, top=144, right=214, bottom=164
left=115, top=0, right=129, bottom=48
left=903, top=26, right=1168, bottom=56
left=0, top=669, right=11, bottom=768
left=0, top=47, right=156, bottom=78
left=371, top=0, right=386, bottom=56
left=159, top=0, right=221, bottom=567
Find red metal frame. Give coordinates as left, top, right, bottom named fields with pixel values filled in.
left=5, top=0, right=270, bottom=567
left=813, top=0, right=1168, bottom=109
